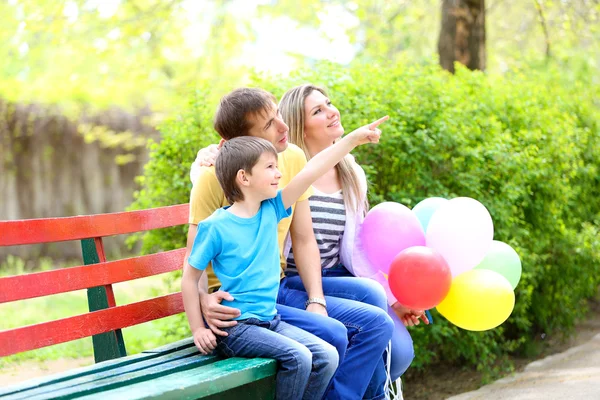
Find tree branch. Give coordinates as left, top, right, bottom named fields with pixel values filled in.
left=533, top=0, right=551, bottom=59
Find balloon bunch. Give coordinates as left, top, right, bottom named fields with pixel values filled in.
left=357, top=198, right=521, bottom=331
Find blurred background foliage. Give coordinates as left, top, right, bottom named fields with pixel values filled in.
left=2, top=0, right=599, bottom=383
left=1, top=0, right=598, bottom=115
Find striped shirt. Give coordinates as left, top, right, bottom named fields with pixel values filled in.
left=287, top=188, right=346, bottom=271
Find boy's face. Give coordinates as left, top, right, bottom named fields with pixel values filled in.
left=247, top=152, right=282, bottom=199
left=246, top=102, right=289, bottom=153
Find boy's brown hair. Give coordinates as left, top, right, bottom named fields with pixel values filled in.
left=214, top=88, right=277, bottom=140
left=216, top=136, right=278, bottom=204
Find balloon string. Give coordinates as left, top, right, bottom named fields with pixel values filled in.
left=383, top=340, right=405, bottom=400
left=384, top=340, right=394, bottom=399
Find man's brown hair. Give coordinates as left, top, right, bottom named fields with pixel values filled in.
left=214, top=88, right=277, bottom=140
left=215, top=136, right=278, bottom=204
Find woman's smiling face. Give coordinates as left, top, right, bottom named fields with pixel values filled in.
left=303, top=90, right=344, bottom=148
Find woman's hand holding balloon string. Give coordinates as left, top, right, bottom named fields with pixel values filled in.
left=391, top=302, right=430, bottom=327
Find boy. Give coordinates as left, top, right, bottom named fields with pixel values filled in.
left=182, top=116, right=386, bottom=400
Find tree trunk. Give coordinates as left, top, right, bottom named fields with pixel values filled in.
left=438, top=0, right=486, bottom=73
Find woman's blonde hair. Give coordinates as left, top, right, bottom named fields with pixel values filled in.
left=279, top=84, right=367, bottom=214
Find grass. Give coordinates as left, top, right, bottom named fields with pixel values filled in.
left=0, top=256, right=187, bottom=371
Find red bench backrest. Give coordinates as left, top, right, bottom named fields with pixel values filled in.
left=0, top=204, right=189, bottom=359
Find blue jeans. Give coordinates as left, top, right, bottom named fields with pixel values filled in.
left=318, top=267, right=415, bottom=377
left=279, top=271, right=395, bottom=400
left=217, top=315, right=338, bottom=400
left=284, top=266, right=415, bottom=399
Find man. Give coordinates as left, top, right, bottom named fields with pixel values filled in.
left=185, top=87, right=393, bottom=400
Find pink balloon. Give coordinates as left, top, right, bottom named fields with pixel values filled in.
left=358, top=202, right=426, bottom=276
left=425, top=197, right=494, bottom=277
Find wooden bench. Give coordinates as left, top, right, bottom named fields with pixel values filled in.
left=0, top=205, right=276, bottom=399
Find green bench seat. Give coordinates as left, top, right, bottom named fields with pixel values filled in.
left=0, top=338, right=276, bottom=400
left=0, top=205, right=276, bottom=399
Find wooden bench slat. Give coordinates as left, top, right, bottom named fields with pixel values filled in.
left=0, top=248, right=186, bottom=303
left=6, top=348, right=215, bottom=400
left=30, top=353, right=217, bottom=400
left=2, top=347, right=199, bottom=399
left=0, top=293, right=183, bottom=357
left=76, top=357, right=277, bottom=400
left=141, top=337, right=195, bottom=354
left=202, top=376, right=276, bottom=400
left=0, top=204, right=189, bottom=246
left=0, top=338, right=196, bottom=398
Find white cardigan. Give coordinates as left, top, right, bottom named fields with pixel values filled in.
left=283, top=156, right=398, bottom=306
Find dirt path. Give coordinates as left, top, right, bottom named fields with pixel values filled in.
left=448, top=332, right=600, bottom=400
left=404, top=297, right=600, bottom=399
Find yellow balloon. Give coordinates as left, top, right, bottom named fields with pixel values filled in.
left=436, top=269, right=515, bottom=331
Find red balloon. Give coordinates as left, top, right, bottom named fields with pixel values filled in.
left=389, top=246, right=452, bottom=310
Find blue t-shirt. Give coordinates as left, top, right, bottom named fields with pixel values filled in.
left=188, top=191, right=292, bottom=321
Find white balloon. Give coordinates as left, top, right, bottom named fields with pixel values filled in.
left=426, top=197, right=494, bottom=277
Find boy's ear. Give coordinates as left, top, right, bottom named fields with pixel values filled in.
left=236, top=169, right=250, bottom=187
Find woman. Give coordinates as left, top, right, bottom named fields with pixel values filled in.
left=278, top=84, right=427, bottom=393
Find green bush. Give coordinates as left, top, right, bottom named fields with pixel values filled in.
left=129, top=84, right=219, bottom=253
left=130, top=61, right=600, bottom=376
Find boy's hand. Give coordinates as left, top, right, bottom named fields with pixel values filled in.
left=391, top=301, right=430, bottom=327
left=193, top=327, right=217, bottom=354
left=347, top=116, right=388, bottom=146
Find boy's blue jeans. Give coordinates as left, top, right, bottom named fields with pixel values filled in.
left=216, top=315, right=338, bottom=400
left=279, top=267, right=397, bottom=400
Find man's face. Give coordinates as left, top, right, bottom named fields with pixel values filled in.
left=246, top=102, right=289, bottom=153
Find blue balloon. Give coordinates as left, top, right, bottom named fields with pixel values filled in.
left=412, top=197, right=448, bottom=233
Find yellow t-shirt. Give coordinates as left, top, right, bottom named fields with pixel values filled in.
left=189, top=143, right=313, bottom=292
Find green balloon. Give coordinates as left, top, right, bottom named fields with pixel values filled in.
left=474, top=240, right=522, bottom=289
